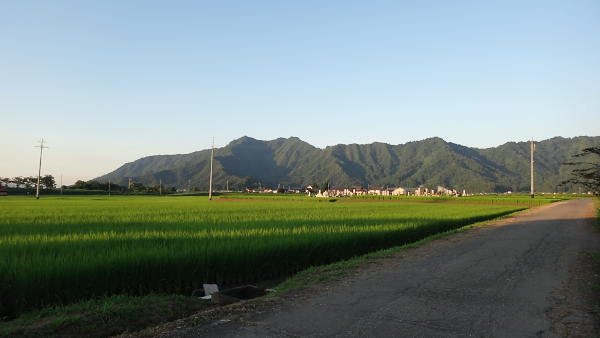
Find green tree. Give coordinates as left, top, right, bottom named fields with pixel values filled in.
left=277, top=186, right=286, bottom=193
left=129, top=182, right=145, bottom=193
left=73, top=180, right=87, bottom=189
left=40, top=175, right=56, bottom=189
left=12, top=176, right=25, bottom=188
left=102, top=182, right=120, bottom=191
left=312, top=182, right=319, bottom=190
left=86, top=180, right=102, bottom=190
left=0, top=177, right=10, bottom=187
left=560, top=147, right=600, bottom=192
left=24, top=176, right=36, bottom=189
left=322, top=181, right=329, bottom=191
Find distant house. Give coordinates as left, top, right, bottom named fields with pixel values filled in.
left=329, top=187, right=346, bottom=197
left=288, top=188, right=305, bottom=194
left=368, top=187, right=383, bottom=195
left=438, top=186, right=452, bottom=195
left=349, top=186, right=368, bottom=196
left=390, top=187, right=410, bottom=196
left=0, top=186, right=7, bottom=196
left=305, top=185, right=319, bottom=194
left=381, top=188, right=403, bottom=196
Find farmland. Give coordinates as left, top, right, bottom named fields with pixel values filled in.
left=0, top=196, right=535, bottom=318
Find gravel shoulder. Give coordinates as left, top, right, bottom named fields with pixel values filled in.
left=126, top=199, right=599, bottom=338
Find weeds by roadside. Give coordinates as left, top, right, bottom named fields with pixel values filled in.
left=0, top=294, right=211, bottom=338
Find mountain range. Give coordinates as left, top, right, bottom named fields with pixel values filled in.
left=94, top=136, right=600, bottom=193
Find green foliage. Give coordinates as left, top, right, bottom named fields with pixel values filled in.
left=11, top=176, right=25, bottom=189
left=560, top=147, right=600, bottom=192
left=0, top=196, right=526, bottom=318
left=69, top=179, right=174, bottom=195
left=0, top=293, right=209, bottom=338
left=39, top=175, right=56, bottom=189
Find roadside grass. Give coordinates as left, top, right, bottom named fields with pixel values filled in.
left=594, top=198, right=600, bottom=231
left=0, top=294, right=211, bottom=338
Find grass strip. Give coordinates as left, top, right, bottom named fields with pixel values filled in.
left=0, top=293, right=210, bottom=338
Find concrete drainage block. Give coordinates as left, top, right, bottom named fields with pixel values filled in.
left=211, top=285, right=267, bottom=305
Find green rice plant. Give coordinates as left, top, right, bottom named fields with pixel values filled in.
left=0, top=196, right=526, bottom=318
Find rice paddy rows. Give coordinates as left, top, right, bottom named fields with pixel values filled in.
left=0, top=196, right=527, bottom=318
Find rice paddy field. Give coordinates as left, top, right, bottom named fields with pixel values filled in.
left=0, top=195, right=537, bottom=318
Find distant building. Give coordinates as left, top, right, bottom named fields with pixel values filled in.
left=368, top=187, right=383, bottom=195
left=389, top=187, right=410, bottom=196
left=0, top=186, right=7, bottom=196
left=329, top=187, right=347, bottom=196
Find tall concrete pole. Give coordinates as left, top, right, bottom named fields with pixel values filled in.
left=531, top=138, right=535, bottom=198
left=35, top=139, right=47, bottom=200
left=209, top=138, right=214, bottom=200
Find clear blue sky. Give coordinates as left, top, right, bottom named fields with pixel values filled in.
left=1, top=1, right=599, bottom=185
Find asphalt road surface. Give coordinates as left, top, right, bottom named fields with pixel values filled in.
left=159, top=199, right=599, bottom=337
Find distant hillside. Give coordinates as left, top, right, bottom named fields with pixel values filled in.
left=94, top=136, right=600, bottom=193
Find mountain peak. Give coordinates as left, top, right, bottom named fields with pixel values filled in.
left=95, top=136, right=600, bottom=193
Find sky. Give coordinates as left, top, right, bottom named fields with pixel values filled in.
left=1, top=1, right=599, bottom=185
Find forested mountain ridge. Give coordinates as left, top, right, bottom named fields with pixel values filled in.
left=94, top=136, right=600, bottom=193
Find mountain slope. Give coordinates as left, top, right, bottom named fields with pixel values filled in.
left=94, top=135, right=600, bottom=193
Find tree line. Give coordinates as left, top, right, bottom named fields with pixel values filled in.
left=72, top=180, right=176, bottom=195
left=561, top=146, right=600, bottom=193
left=0, top=176, right=176, bottom=195
left=0, top=175, right=56, bottom=189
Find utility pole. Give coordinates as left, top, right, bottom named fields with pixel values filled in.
left=188, top=180, right=191, bottom=194
left=108, top=179, right=111, bottom=196
left=159, top=179, right=162, bottom=196
left=128, top=177, right=132, bottom=194
left=226, top=180, right=229, bottom=192
left=209, top=138, right=214, bottom=200
left=35, top=139, right=48, bottom=199
left=531, top=137, right=535, bottom=198
left=60, top=174, right=63, bottom=195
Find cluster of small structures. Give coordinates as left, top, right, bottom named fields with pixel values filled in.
left=246, top=185, right=468, bottom=197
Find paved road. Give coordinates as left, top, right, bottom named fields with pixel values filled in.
left=168, top=199, right=599, bottom=337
